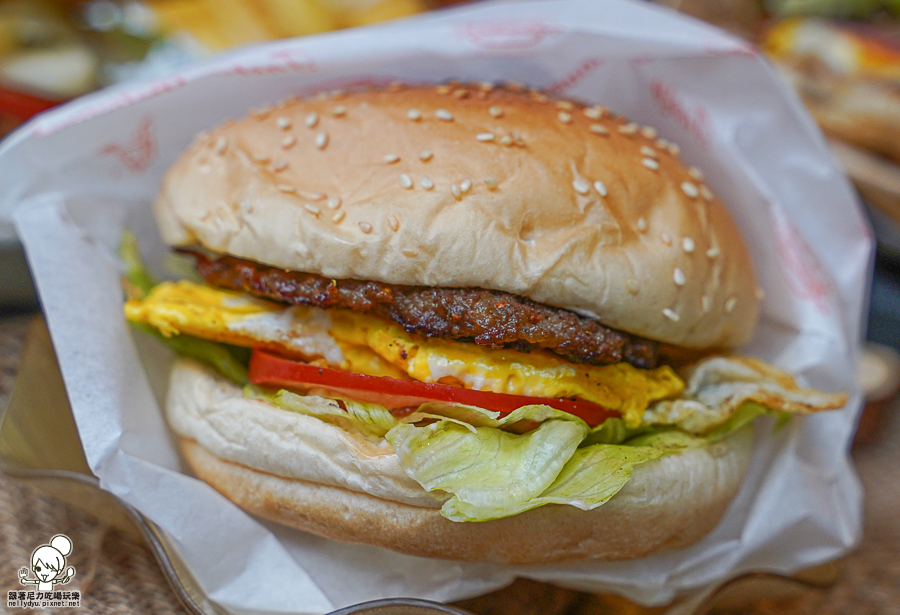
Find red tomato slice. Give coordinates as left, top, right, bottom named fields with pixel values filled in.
left=249, top=349, right=620, bottom=427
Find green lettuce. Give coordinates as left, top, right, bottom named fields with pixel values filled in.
left=387, top=406, right=590, bottom=521
left=247, top=385, right=400, bottom=438
left=120, top=230, right=250, bottom=385
left=240, top=385, right=777, bottom=523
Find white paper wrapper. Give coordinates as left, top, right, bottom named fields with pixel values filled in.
left=0, top=0, right=871, bottom=612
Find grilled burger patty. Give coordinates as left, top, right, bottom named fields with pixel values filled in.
left=188, top=250, right=660, bottom=369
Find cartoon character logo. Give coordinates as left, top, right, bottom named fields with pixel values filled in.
left=18, top=535, right=76, bottom=592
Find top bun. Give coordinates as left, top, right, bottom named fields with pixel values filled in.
left=156, top=83, right=759, bottom=349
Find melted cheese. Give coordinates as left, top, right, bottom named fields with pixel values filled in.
left=125, top=280, right=684, bottom=423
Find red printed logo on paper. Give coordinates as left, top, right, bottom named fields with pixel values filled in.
left=649, top=79, right=711, bottom=148
left=100, top=116, right=156, bottom=173
left=225, top=48, right=317, bottom=77
left=456, top=19, right=565, bottom=50
left=774, top=213, right=834, bottom=315
left=548, top=57, right=604, bottom=94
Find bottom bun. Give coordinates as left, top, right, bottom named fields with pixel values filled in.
left=170, top=359, right=754, bottom=564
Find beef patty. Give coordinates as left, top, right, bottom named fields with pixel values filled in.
left=188, top=251, right=660, bottom=369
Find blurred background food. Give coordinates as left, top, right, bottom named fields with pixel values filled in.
left=0, top=0, right=472, bottom=134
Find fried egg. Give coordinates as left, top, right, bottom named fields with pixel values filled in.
left=125, top=280, right=685, bottom=422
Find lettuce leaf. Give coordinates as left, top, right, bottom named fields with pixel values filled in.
left=121, top=231, right=250, bottom=385
left=248, top=385, right=399, bottom=438
left=386, top=407, right=590, bottom=522
left=119, top=229, right=157, bottom=299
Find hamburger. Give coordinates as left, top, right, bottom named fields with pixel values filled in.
left=122, top=82, right=846, bottom=564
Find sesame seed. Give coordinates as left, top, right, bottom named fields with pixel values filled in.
left=499, top=135, right=513, bottom=146
left=452, top=88, right=469, bottom=99
left=663, top=308, right=680, bottom=322
left=707, top=246, right=720, bottom=258
left=506, top=81, right=525, bottom=91
left=373, top=216, right=392, bottom=234
left=359, top=222, right=373, bottom=233
left=407, top=109, right=422, bottom=121
left=479, top=82, right=494, bottom=91
left=594, top=180, right=608, bottom=197
left=331, top=105, right=346, bottom=117
left=673, top=267, right=686, bottom=286
left=384, top=154, right=400, bottom=164
left=251, top=153, right=270, bottom=162
left=642, top=158, right=659, bottom=170
left=636, top=217, right=647, bottom=232
left=660, top=232, right=672, bottom=245
left=655, top=138, right=669, bottom=149
left=640, top=146, right=657, bottom=158
left=530, top=92, right=548, bottom=103
left=641, top=126, right=658, bottom=139
left=251, top=106, right=271, bottom=119
left=272, top=160, right=288, bottom=172
left=584, top=106, right=603, bottom=120
left=451, top=184, right=461, bottom=199
left=281, top=135, right=296, bottom=149
left=573, top=178, right=590, bottom=195
left=435, top=109, right=454, bottom=121
left=421, top=176, right=434, bottom=190
left=327, top=197, right=341, bottom=209
left=512, top=131, right=526, bottom=146
left=276, top=117, right=292, bottom=130
left=460, top=179, right=472, bottom=193
left=485, top=177, right=499, bottom=190
left=214, top=136, right=227, bottom=155
left=305, top=113, right=319, bottom=128
left=402, top=248, right=418, bottom=257
left=682, top=237, right=695, bottom=253
left=667, top=143, right=681, bottom=156
left=558, top=112, right=572, bottom=124
left=489, top=106, right=504, bottom=118
left=476, top=132, right=495, bottom=142
left=618, top=123, right=638, bottom=135
left=626, top=279, right=640, bottom=294
left=315, top=132, right=328, bottom=149
left=590, top=124, right=609, bottom=136
left=681, top=181, right=698, bottom=198
left=304, top=203, right=321, bottom=216
left=700, top=185, right=714, bottom=201
left=556, top=100, right=574, bottom=110
left=332, top=210, right=346, bottom=223
left=436, top=84, right=451, bottom=95
left=301, top=191, right=325, bottom=201
left=701, top=295, right=711, bottom=313
left=688, top=166, right=704, bottom=181
left=419, top=150, right=433, bottom=161
left=277, top=184, right=296, bottom=193
left=400, top=174, right=413, bottom=189
left=725, top=296, right=737, bottom=314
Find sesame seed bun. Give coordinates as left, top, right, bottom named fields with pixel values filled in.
left=155, top=83, right=759, bottom=350
left=170, top=359, right=754, bottom=563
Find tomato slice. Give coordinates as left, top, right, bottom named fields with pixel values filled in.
left=249, top=349, right=619, bottom=427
